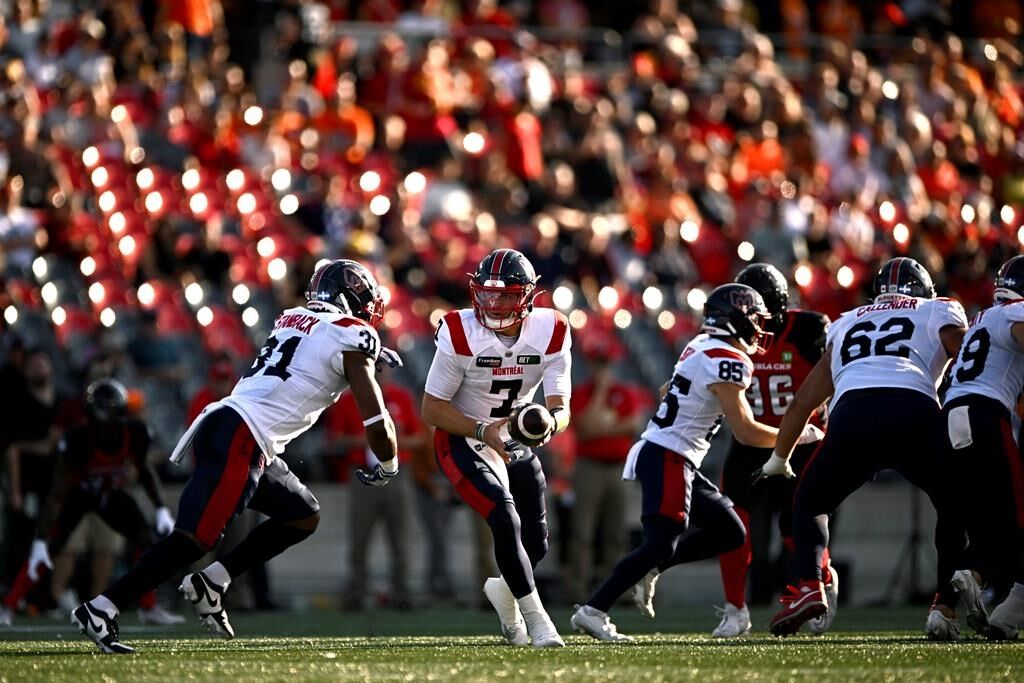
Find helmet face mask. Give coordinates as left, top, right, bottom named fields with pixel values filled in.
left=306, top=259, right=385, bottom=328
left=469, top=249, right=539, bottom=331
left=994, top=256, right=1024, bottom=303
left=703, top=283, right=773, bottom=355
left=85, top=379, right=129, bottom=423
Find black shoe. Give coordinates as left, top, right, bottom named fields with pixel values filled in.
left=72, top=602, right=135, bottom=654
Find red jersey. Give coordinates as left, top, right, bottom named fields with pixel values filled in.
left=570, top=381, right=648, bottom=464
left=746, top=309, right=830, bottom=428
left=59, top=419, right=151, bottom=495
left=325, top=382, right=422, bottom=466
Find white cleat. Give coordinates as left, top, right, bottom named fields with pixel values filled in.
left=571, top=605, right=633, bottom=642
left=950, top=570, right=988, bottom=636
left=634, top=569, right=659, bottom=619
left=179, top=572, right=234, bottom=640
left=138, top=605, right=186, bottom=626
left=925, top=608, right=961, bottom=641
left=532, top=631, right=567, bottom=648
left=0, top=607, right=12, bottom=627
left=483, top=577, right=528, bottom=646
left=71, top=601, right=135, bottom=654
left=712, top=602, right=752, bottom=638
left=808, top=565, right=840, bottom=634
left=988, top=599, right=1021, bottom=641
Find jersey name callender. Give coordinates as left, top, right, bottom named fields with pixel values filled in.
left=640, top=334, right=753, bottom=469
left=425, top=308, right=572, bottom=425
left=746, top=309, right=829, bottom=428
left=826, top=296, right=967, bottom=407
left=945, top=300, right=1024, bottom=416
left=223, top=306, right=381, bottom=459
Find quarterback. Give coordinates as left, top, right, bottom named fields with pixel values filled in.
left=422, top=248, right=571, bottom=648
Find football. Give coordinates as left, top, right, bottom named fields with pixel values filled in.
left=507, top=403, right=555, bottom=447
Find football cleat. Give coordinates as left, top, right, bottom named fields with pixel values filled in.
left=712, top=603, right=752, bottom=638
left=138, top=605, right=186, bottom=626
left=950, top=570, right=988, bottom=636
left=72, top=601, right=135, bottom=654
left=634, top=569, right=659, bottom=619
left=808, top=565, right=840, bottom=635
left=571, top=605, right=632, bottom=642
left=531, top=631, right=567, bottom=648
left=483, top=577, right=528, bottom=646
left=925, top=607, right=962, bottom=641
left=987, top=598, right=1021, bottom=641
left=769, top=581, right=827, bottom=637
left=0, top=607, right=12, bottom=627
left=180, top=572, right=234, bottom=640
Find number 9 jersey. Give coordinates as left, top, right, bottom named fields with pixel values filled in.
left=220, top=306, right=382, bottom=460
left=944, top=300, right=1024, bottom=417
left=636, top=334, right=754, bottom=470
left=826, top=296, right=967, bottom=407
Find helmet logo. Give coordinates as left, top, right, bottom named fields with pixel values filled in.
left=728, top=288, right=758, bottom=312
left=343, top=268, right=369, bottom=293
left=483, top=279, right=506, bottom=288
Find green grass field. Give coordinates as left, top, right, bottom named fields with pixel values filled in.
left=0, top=606, right=1019, bottom=682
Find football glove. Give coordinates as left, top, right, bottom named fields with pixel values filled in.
left=27, top=539, right=53, bottom=581
left=155, top=506, right=175, bottom=536
left=376, top=347, right=403, bottom=370
left=357, top=463, right=399, bottom=487
left=796, top=423, right=825, bottom=445
left=753, top=453, right=796, bottom=484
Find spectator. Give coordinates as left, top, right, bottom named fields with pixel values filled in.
left=409, top=423, right=457, bottom=603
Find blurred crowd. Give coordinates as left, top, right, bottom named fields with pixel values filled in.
left=0, top=0, right=1023, bottom=609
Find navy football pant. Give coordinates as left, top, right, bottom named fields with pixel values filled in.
left=587, top=442, right=745, bottom=613
left=435, top=430, right=548, bottom=599
left=792, top=388, right=965, bottom=604
left=944, top=394, right=1024, bottom=591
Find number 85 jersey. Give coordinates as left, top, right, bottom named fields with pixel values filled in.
left=826, top=296, right=967, bottom=407
left=638, top=334, right=754, bottom=469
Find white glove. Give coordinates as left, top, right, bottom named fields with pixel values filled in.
left=27, top=539, right=53, bottom=581
left=155, top=506, right=175, bottom=536
left=796, top=423, right=825, bottom=445
left=754, top=453, right=796, bottom=483
left=376, top=347, right=403, bottom=370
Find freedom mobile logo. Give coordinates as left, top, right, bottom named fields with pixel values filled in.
left=476, top=356, right=502, bottom=368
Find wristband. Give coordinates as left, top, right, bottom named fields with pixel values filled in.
left=549, top=407, right=570, bottom=434
left=362, top=411, right=391, bottom=428
left=474, top=422, right=487, bottom=441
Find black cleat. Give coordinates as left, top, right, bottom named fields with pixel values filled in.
left=72, top=602, right=135, bottom=654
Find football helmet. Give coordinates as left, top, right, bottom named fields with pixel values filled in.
left=306, top=259, right=384, bottom=328
left=85, top=378, right=129, bottom=423
left=702, top=283, right=772, bottom=354
left=469, top=249, right=539, bottom=331
left=994, top=256, right=1024, bottom=303
left=873, top=257, right=935, bottom=300
left=736, top=263, right=788, bottom=330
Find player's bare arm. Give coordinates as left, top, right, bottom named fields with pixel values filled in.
left=773, top=351, right=835, bottom=463
left=710, top=382, right=777, bottom=448
left=344, top=350, right=398, bottom=466
left=545, top=395, right=570, bottom=434
left=940, top=324, right=967, bottom=358
left=422, top=392, right=510, bottom=461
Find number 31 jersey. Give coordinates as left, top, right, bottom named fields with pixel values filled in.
left=945, top=300, right=1024, bottom=416
left=636, top=334, right=753, bottom=470
left=222, top=306, right=382, bottom=459
left=826, top=296, right=967, bottom=407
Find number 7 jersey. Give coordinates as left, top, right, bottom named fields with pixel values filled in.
left=221, top=305, right=382, bottom=459
left=826, top=297, right=967, bottom=407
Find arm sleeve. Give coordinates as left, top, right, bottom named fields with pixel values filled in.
left=542, top=327, right=572, bottom=399
left=938, top=298, right=968, bottom=329
left=703, top=352, right=754, bottom=389
left=329, top=322, right=382, bottom=374
left=424, top=316, right=467, bottom=400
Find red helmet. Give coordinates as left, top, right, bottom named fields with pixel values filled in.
left=469, top=249, right=539, bottom=331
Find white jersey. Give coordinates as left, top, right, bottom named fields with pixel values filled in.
left=220, top=306, right=381, bottom=460
left=631, top=334, right=753, bottom=472
left=945, top=300, right=1024, bottom=415
left=826, top=296, right=967, bottom=408
left=424, top=308, right=572, bottom=473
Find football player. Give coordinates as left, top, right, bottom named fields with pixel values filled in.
left=942, top=255, right=1024, bottom=639
left=760, top=257, right=968, bottom=638
left=422, top=248, right=571, bottom=648
left=72, top=260, right=401, bottom=654
left=711, top=264, right=836, bottom=637
left=0, top=379, right=182, bottom=627
left=570, top=283, right=824, bottom=642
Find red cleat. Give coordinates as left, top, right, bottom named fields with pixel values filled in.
left=770, top=580, right=827, bottom=637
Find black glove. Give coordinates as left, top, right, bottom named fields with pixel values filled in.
left=356, top=463, right=398, bottom=487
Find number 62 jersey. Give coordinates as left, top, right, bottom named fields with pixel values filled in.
left=172, top=305, right=382, bottom=464
left=826, top=296, right=967, bottom=407
left=630, top=334, right=754, bottom=473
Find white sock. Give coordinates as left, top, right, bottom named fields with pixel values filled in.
left=484, top=576, right=521, bottom=625
left=203, top=561, right=232, bottom=590
left=516, top=589, right=545, bottom=616
left=92, top=594, right=118, bottom=617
